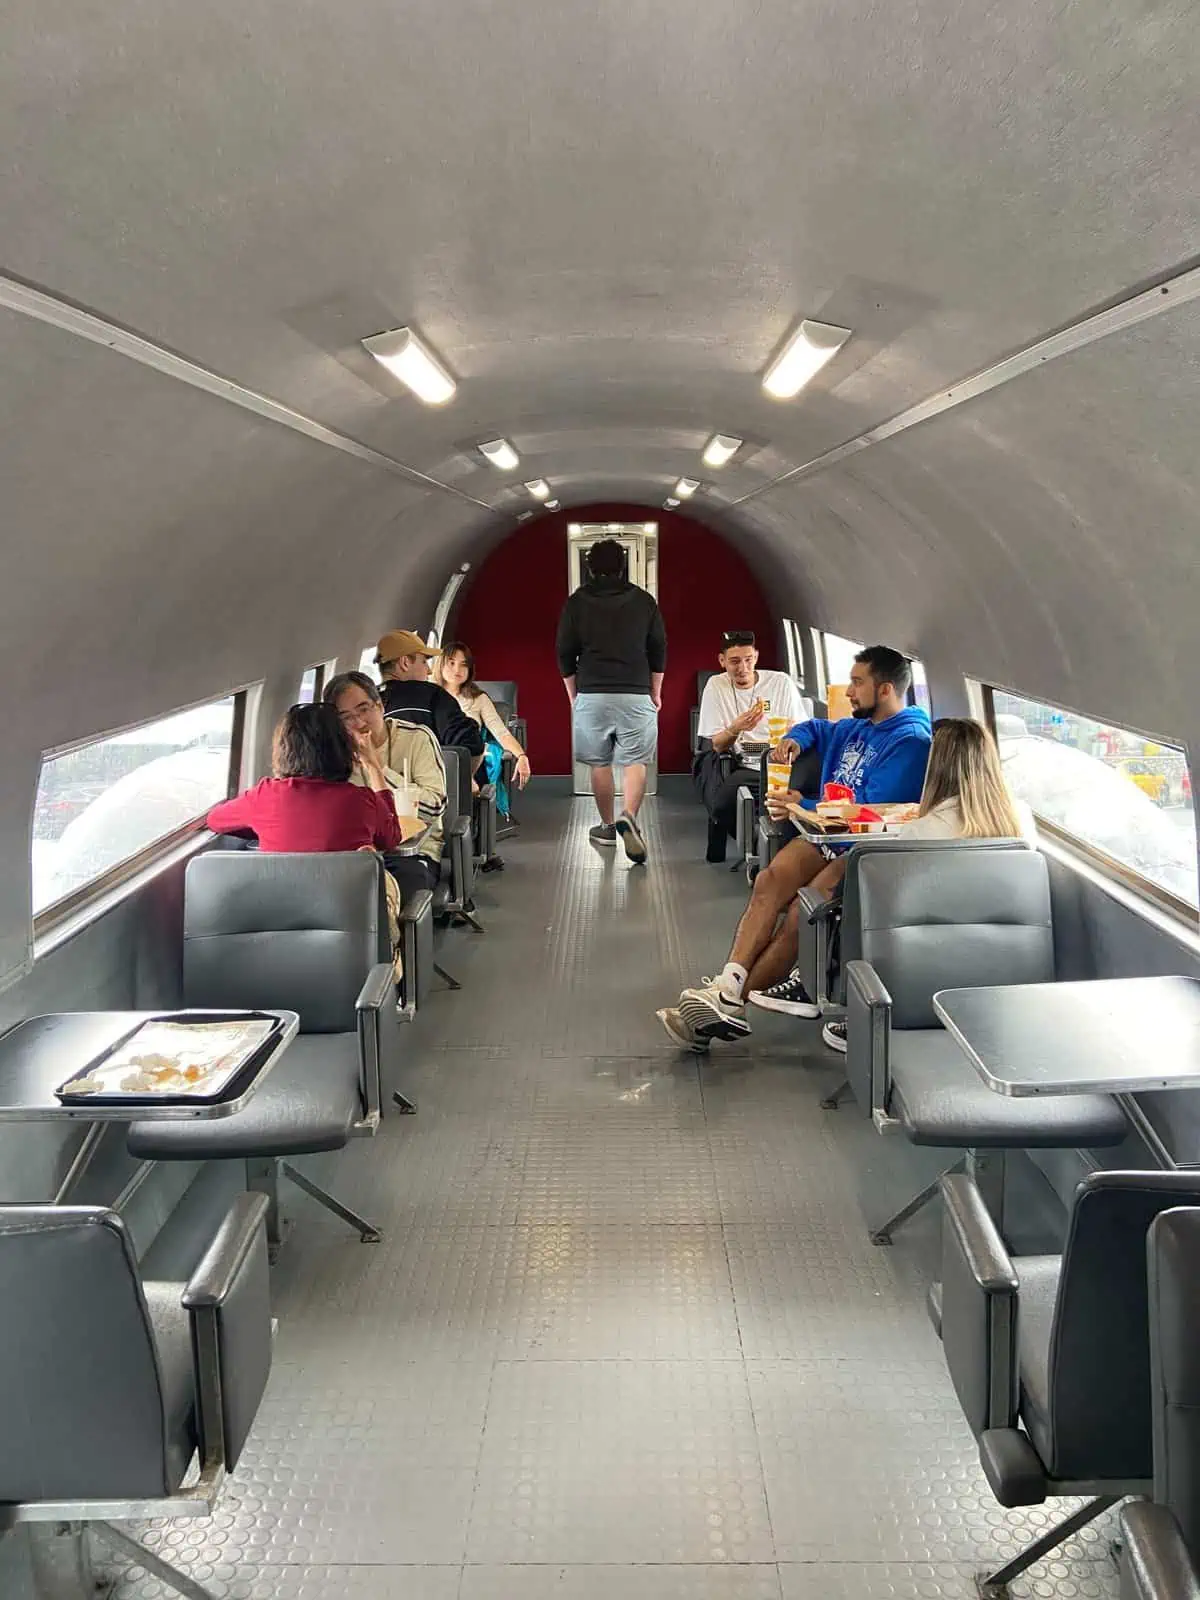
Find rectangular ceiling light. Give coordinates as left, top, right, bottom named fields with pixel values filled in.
left=545, top=499, right=560, bottom=511
left=673, top=477, right=700, bottom=499
left=524, top=479, right=551, bottom=500
left=479, top=438, right=519, bottom=471
left=762, top=319, right=852, bottom=399
left=362, top=328, right=456, bottom=405
left=702, top=433, right=743, bottom=468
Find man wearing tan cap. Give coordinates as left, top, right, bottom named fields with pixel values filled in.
left=375, top=630, right=483, bottom=760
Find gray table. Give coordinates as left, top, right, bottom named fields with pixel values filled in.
left=933, top=976, right=1200, bottom=1168
left=0, top=1008, right=298, bottom=1201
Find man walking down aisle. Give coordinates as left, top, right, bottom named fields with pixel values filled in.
left=556, top=539, right=667, bottom=864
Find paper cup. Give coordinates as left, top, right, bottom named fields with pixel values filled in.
left=767, top=762, right=791, bottom=795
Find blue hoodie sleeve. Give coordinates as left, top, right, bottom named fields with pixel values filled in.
left=859, top=733, right=930, bottom=806
left=785, top=718, right=831, bottom=757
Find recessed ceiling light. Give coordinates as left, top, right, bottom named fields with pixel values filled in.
left=762, top=319, right=852, bottom=400
left=643, top=522, right=656, bottom=534
left=479, top=438, right=519, bottom=471
left=664, top=497, right=680, bottom=509
left=361, top=327, right=456, bottom=405
left=545, top=499, right=560, bottom=511
left=673, top=478, right=700, bottom=499
left=702, top=434, right=743, bottom=468
left=524, top=479, right=550, bottom=500
left=568, top=523, right=582, bottom=535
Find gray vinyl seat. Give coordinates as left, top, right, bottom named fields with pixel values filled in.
left=935, top=1169, right=1200, bottom=1595
left=437, top=744, right=481, bottom=928
left=1120, top=1206, right=1200, bottom=1600
left=127, top=851, right=407, bottom=1248
left=0, top=1192, right=271, bottom=1600
left=843, top=845, right=1127, bottom=1242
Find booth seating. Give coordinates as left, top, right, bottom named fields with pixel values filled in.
left=1, top=1191, right=272, bottom=1600
left=127, top=852, right=411, bottom=1255
left=1120, top=1205, right=1200, bottom=1600
left=841, top=846, right=1127, bottom=1243
left=934, top=1170, right=1200, bottom=1596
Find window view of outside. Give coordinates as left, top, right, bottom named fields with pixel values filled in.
left=993, top=689, right=1198, bottom=909
left=822, top=632, right=863, bottom=688
left=32, top=698, right=238, bottom=916
left=910, top=658, right=931, bottom=713
left=358, top=646, right=380, bottom=683
left=298, top=668, right=318, bottom=704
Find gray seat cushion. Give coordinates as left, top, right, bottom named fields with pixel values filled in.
left=889, top=1030, right=1127, bottom=1149
left=127, top=1034, right=361, bottom=1159
left=142, top=1280, right=197, bottom=1492
left=1014, top=1255, right=1063, bottom=1473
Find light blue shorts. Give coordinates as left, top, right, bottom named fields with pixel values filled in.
left=573, top=693, right=658, bottom=767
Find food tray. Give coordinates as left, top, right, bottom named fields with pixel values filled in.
left=55, top=1012, right=284, bottom=1105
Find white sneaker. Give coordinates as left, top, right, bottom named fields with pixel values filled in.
left=822, top=1019, right=848, bottom=1054
left=747, top=970, right=820, bottom=1018
left=656, top=1007, right=709, bottom=1052
left=678, top=979, right=752, bottom=1043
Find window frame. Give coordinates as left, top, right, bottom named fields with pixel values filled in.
left=31, top=690, right=248, bottom=940
left=298, top=662, right=329, bottom=704
left=981, top=682, right=1198, bottom=926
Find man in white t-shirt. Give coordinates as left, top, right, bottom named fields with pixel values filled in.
left=693, top=630, right=808, bottom=860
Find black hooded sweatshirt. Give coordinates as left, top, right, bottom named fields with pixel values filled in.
left=556, top=576, right=667, bottom=695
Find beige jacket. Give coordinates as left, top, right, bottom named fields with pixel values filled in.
left=349, top=718, right=446, bottom=864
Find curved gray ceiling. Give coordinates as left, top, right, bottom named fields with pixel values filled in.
left=1, top=0, right=1198, bottom=760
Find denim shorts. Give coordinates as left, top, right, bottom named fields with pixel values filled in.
left=573, top=693, right=658, bottom=767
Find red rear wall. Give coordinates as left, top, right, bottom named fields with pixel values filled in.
left=452, top=504, right=778, bottom=774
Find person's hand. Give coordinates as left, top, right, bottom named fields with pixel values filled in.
left=514, top=753, right=532, bottom=788
left=764, top=788, right=804, bottom=820
left=350, top=726, right=380, bottom=768
left=769, top=737, right=800, bottom=763
left=651, top=690, right=663, bottom=712
left=729, top=698, right=768, bottom=736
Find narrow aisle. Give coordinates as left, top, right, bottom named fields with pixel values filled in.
left=118, top=786, right=1120, bottom=1600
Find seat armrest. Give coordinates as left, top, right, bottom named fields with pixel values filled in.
left=447, top=814, right=474, bottom=902
left=355, top=961, right=394, bottom=1119
left=939, top=1173, right=1019, bottom=1437
left=845, top=960, right=892, bottom=1121
left=757, top=815, right=795, bottom=870
left=800, top=885, right=840, bottom=925
left=1121, top=1503, right=1200, bottom=1600
left=182, top=1192, right=272, bottom=1472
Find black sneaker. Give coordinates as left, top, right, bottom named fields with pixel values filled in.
left=589, top=822, right=618, bottom=845
left=747, top=971, right=820, bottom=1018
left=822, top=1019, right=848, bottom=1054
left=615, top=811, right=647, bottom=864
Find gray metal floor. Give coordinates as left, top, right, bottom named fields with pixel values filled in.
left=112, top=785, right=1121, bottom=1600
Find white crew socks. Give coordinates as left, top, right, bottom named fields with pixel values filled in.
left=719, top=963, right=749, bottom=1000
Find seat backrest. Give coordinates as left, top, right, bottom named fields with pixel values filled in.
left=476, top=679, right=517, bottom=714
left=1146, top=1207, right=1200, bottom=1549
left=852, top=843, right=1051, bottom=1029
left=0, top=1206, right=178, bottom=1501
left=789, top=745, right=823, bottom=800
left=1046, top=1173, right=1200, bottom=1482
left=440, top=745, right=467, bottom=823
left=696, top=668, right=719, bottom=703
left=183, top=851, right=385, bottom=1033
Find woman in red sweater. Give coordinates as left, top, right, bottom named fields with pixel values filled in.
left=207, top=702, right=401, bottom=853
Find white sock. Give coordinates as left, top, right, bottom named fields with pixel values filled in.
left=719, top=963, right=749, bottom=1000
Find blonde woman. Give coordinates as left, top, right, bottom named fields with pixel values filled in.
left=900, top=717, right=1036, bottom=842
left=816, top=718, right=1035, bottom=1053
left=435, top=643, right=532, bottom=808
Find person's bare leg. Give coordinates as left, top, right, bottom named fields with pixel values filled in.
left=621, top=762, right=648, bottom=818
left=591, top=765, right=615, bottom=825
left=745, top=856, right=847, bottom=993
left=726, top=839, right=827, bottom=973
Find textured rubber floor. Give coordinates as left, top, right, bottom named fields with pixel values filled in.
left=105, top=786, right=1119, bottom=1600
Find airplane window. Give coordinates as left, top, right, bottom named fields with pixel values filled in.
left=358, top=646, right=380, bottom=683
left=297, top=664, right=326, bottom=704
left=783, top=619, right=806, bottom=689
left=989, top=688, right=1198, bottom=913
left=910, top=658, right=932, bottom=713
left=32, top=695, right=241, bottom=921
left=822, top=631, right=863, bottom=688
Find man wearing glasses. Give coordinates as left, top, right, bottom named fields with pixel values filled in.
left=694, top=631, right=808, bottom=861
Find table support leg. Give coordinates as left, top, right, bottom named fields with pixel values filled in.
left=1118, top=1093, right=1178, bottom=1170
left=53, top=1124, right=107, bottom=1205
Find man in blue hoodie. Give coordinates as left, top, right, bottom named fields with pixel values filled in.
left=660, top=646, right=931, bottom=1048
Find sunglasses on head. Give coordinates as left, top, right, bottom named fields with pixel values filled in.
left=722, top=631, right=756, bottom=647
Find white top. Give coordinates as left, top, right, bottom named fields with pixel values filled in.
left=697, top=670, right=809, bottom=754
left=900, top=796, right=1038, bottom=843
